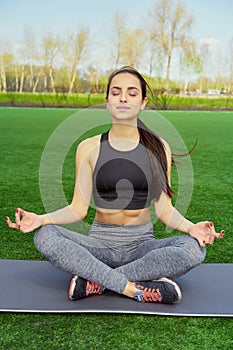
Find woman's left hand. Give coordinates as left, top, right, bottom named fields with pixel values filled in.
left=188, top=221, right=225, bottom=248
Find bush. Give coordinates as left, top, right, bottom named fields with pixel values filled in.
left=0, top=92, right=232, bottom=110
left=0, top=92, right=105, bottom=108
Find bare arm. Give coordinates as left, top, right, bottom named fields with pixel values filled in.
left=154, top=141, right=224, bottom=247
left=6, top=139, right=94, bottom=233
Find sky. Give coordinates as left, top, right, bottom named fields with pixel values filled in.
left=0, top=0, right=232, bottom=78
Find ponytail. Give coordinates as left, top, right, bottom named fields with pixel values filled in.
left=137, top=119, right=173, bottom=200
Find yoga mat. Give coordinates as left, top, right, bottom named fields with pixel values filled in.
left=0, top=259, right=232, bottom=317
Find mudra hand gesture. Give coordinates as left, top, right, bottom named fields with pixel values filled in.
left=188, top=221, right=225, bottom=248
left=6, top=208, right=43, bottom=233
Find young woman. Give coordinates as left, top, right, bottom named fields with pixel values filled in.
left=6, top=66, right=224, bottom=304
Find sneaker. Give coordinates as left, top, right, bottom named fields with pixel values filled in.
left=134, top=277, right=182, bottom=304
left=68, top=275, right=105, bottom=300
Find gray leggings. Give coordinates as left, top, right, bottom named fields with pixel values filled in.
left=34, top=221, right=206, bottom=294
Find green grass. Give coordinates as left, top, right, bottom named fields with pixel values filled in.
left=0, top=92, right=105, bottom=108
left=154, top=95, right=233, bottom=110
left=1, top=92, right=233, bottom=109
left=0, top=107, right=232, bottom=349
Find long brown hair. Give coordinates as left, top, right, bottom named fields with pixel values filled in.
left=106, top=66, right=173, bottom=200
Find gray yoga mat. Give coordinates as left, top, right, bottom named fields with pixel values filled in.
left=0, top=259, right=232, bottom=317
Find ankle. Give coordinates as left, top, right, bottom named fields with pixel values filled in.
left=122, top=281, right=139, bottom=298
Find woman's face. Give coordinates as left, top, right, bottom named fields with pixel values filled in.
left=106, top=72, right=148, bottom=122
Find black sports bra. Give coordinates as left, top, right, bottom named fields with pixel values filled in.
left=92, top=131, right=155, bottom=210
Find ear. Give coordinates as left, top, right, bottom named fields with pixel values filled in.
left=140, top=97, right=148, bottom=110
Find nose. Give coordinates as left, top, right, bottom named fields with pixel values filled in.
left=120, top=91, right=127, bottom=102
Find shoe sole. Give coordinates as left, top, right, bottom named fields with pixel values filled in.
left=68, top=275, right=78, bottom=300
left=157, top=277, right=182, bottom=303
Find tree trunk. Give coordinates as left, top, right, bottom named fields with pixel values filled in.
left=15, top=65, right=19, bottom=92
left=32, top=71, right=41, bottom=93
left=43, top=74, right=47, bottom=92
left=0, top=69, right=7, bottom=92
left=69, top=65, right=77, bottom=94
left=199, top=77, right=203, bottom=93
left=165, top=54, right=172, bottom=92
left=49, top=67, right=56, bottom=93
left=0, top=56, right=7, bottom=92
left=19, top=66, right=25, bottom=93
left=29, top=64, right=34, bottom=90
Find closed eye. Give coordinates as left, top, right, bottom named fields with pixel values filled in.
left=128, top=87, right=139, bottom=96
left=111, top=87, right=121, bottom=96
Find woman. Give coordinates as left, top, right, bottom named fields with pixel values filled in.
left=6, top=66, right=224, bottom=304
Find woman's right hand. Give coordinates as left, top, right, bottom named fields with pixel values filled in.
left=6, top=208, right=43, bottom=233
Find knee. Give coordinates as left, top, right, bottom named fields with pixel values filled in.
left=34, top=224, right=58, bottom=255
left=183, top=235, right=206, bottom=266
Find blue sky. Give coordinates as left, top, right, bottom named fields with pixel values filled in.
left=0, top=0, right=232, bottom=77
left=1, top=0, right=232, bottom=43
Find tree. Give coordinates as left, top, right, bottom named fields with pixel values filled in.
left=0, top=52, right=14, bottom=92
left=120, top=28, right=146, bottom=69
left=148, top=0, right=194, bottom=92
left=41, top=33, right=60, bottom=93
left=107, top=11, right=147, bottom=70
left=110, top=11, right=127, bottom=69
left=17, top=27, right=38, bottom=92
left=198, top=41, right=211, bottom=92
left=61, top=28, right=89, bottom=93
left=0, top=54, right=7, bottom=92
left=146, top=30, right=164, bottom=76
left=179, top=40, right=203, bottom=91
left=228, top=37, right=233, bottom=93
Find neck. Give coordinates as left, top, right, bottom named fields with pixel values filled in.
left=110, top=121, right=139, bottom=140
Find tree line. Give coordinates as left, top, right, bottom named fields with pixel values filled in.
left=0, top=0, right=232, bottom=95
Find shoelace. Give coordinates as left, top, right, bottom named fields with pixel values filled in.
left=142, top=288, right=162, bottom=302
left=86, top=281, right=103, bottom=296
left=136, top=286, right=162, bottom=302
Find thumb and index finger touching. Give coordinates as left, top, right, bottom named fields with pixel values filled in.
left=5, top=207, right=27, bottom=231
left=207, top=221, right=225, bottom=239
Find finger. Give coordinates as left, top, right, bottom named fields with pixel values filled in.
left=208, top=221, right=217, bottom=238
left=220, top=230, right=225, bottom=238
left=199, top=238, right=207, bottom=248
left=209, top=221, right=215, bottom=232
left=17, top=207, right=26, bottom=216
left=214, top=230, right=225, bottom=239
left=15, top=208, right=21, bottom=226
left=15, top=208, right=27, bottom=226
left=5, top=216, right=20, bottom=230
left=202, top=221, right=211, bottom=230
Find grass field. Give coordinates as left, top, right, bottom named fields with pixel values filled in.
left=0, top=92, right=233, bottom=110
left=0, top=107, right=232, bottom=349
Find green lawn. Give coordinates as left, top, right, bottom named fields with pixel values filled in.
left=0, top=107, right=232, bottom=349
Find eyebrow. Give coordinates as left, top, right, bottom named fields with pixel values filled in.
left=111, top=86, right=140, bottom=91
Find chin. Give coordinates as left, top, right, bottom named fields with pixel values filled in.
left=112, top=113, right=138, bottom=122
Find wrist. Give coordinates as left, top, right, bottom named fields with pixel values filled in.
left=39, top=214, right=51, bottom=226
left=187, top=223, right=195, bottom=235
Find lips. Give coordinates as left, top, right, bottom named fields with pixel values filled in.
left=116, top=105, right=130, bottom=112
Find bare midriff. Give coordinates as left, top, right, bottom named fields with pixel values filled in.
left=94, top=206, right=151, bottom=226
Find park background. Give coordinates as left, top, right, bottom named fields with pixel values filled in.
left=0, top=0, right=233, bottom=349
left=0, top=0, right=233, bottom=97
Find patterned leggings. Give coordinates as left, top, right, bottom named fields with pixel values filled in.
left=34, top=221, right=206, bottom=294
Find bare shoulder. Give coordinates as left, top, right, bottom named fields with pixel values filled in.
left=77, top=135, right=100, bottom=152
left=76, top=135, right=101, bottom=164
